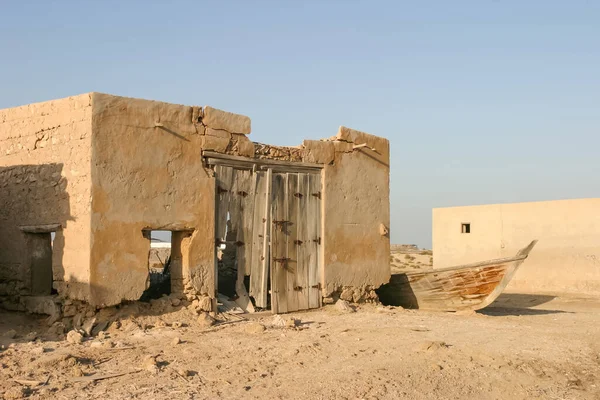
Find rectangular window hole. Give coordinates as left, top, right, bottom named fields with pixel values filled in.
left=461, top=223, right=471, bottom=234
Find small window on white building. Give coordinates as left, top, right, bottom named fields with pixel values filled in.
left=461, top=223, right=471, bottom=234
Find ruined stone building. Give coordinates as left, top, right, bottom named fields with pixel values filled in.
left=0, top=93, right=390, bottom=314
left=433, top=198, right=600, bottom=296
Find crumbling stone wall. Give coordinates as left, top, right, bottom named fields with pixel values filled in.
left=2, top=92, right=390, bottom=311
left=0, top=94, right=93, bottom=306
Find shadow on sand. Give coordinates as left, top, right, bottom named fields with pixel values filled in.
left=481, top=293, right=570, bottom=316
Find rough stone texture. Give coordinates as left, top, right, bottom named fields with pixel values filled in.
left=433, top=198, right=600, bottom=296
left=302, top=140, right=335, bottom=164
left=205, top=128, right=232, bottom=140
left=202, top=106, right=251, bottom=135
left=231, top=134, right=254, bottom=158
left=254, top=143, right=303, bottom=161
left=0, top=94, right=93, bottom=303
left=200, top=135, right=230, bottom=153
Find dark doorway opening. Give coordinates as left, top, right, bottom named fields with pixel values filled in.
left=141, top=230, right=173, bottom=301
left=21, top=225, right=60, bottom=296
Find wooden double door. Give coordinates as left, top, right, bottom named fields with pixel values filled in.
left=214, top=165, right=322, bottom=314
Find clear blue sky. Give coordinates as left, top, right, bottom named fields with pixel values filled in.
left=2, top=1, right=599, bottom=248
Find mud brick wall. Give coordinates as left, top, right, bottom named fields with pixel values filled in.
left=0, top=94, right=93, bottom=303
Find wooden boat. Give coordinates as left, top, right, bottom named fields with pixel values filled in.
left=378, top=240, right=538, bottom=312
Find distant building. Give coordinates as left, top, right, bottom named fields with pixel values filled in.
left=432, top=198, right=600, bottom=296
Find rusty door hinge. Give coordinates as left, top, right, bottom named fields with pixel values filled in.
left=313, top=237, right=321, bottom=245
left=217, top=186, right=229, bottom=194
left=294, top=240, right=303, bottom=245
left=312, top=191, right=321, bottom=199
left=273, top=257, right=290, bottom=264
left=294, top=192, right=304, bottom=198
left=234, top=241, right=245, bottom=247
left=237, top=190, right=248, bottom=197
left=294, top=286, right=303, bottom=291
left=311, top=283, right=321, bottom=289
left=273, top=220, right=290, bottom=225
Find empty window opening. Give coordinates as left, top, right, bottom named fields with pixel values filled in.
left=141, top=230, right=174, bottom=301
left=461, top=223, right=471, bottom=234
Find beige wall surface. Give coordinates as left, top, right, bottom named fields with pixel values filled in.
left=322, top=127, right=391, bottom=295
left=433, top=198, right=600, bottom=295
left=0, top=94, right=93, bottom=301
left=2, top=92, right=391, bottom=308
left=90, top=93, right=215, bottom=306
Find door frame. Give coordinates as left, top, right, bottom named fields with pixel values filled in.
left=203, top=151, right=324, bottom=314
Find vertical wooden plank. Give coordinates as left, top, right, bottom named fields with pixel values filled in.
left=234, top=169, right=255, bottom=312
left=260, top=168, right=272, bottom=309
left=307, top=172, right=322, bottom=309
left=235, top=169, right=254, bottom=276
left=295, top=173, right=310, bottom=311
left=270, top=173, right=288, bottom=314
left=285, top=173, right=299, bottom=312
left=249, top=171, right=267, bottom=307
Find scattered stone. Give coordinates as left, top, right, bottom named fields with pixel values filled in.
left=97, top=331, right=108, bottom=340
left=171, top=298, right=181, bottom=307
left=454, top=309, right=477, bottom=316
left=271, top=315, right=300, bottom=328
left=177, top=368, right=192, bottom=377
left=322, top=297, right=335, bottom=305
left=197, top=312, right=215, bottom=328
left=244, top=323, right=266, bottom=334
left=339, top=288, right=354, bottom=302
left=71, top=365, right=84, bottom=377
left=4, top=329, right=17, bottom=339
left=417, top=341, right=449, bottom=352
left=66, top=330, right=83, bottom=344
left=430, top=363, right=444, bottom=371
left=3, top=385, right=31, bottom=400
left=172, top=337, right=181, bottom=346
left=172, top=322, right=184, bottom=328
left=335, top=299, right=355, bottom=313
left=271, top=315, right=286, bottom=327
left=142, top=355, right=159, bottom=374
left=32, top=346, right=50, bottom=355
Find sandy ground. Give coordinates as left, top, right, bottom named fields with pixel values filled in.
left=390, top=247, right=433, bottom=274
left=1, top=293, right=599, bottom=400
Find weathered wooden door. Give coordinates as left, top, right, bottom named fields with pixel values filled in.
left=213, top=164, right=322, bottom=314
left=270, top=172, right=322, bottom=313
